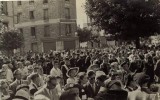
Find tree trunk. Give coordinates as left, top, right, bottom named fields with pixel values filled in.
left=135, top=37, right=140, bottom=49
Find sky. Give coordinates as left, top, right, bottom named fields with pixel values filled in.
left=76, top=0, right=88, bottom=28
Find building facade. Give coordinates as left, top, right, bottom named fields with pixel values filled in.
left=1, top=0, right=79, bottom=53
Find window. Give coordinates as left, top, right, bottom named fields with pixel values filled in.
left=17, top=1, right=22, bottom=5
left=65, top=0, right=70, bottom=1
left=43, top=0, right=48, bottom=4
left=29, top=0, right=34, bottom=4
left=44, top=25, right=50, bottom=37
left=19, top=28, right=23, bottom=34
left=17, top=12, right=22, bottom=23
left=65, top=8, right=70, bottom=19
left=29, top=11, right=34, bottom=19
left=31, top=27, right=36, bottom=36
left=65, top=24, right=71, bottom=36
left=43, top=9, right=49, bottom=20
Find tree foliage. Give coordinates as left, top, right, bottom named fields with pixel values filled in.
left=85, top=0, right=160, bottom=41
left=77, top=27, right=92, bottom=42
left=0, top=30, right=24, bottom=51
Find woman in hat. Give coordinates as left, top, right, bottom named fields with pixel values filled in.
left=66, top=67, right=79, bottom=84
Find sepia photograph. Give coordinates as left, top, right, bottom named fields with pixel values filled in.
left=0, top=0, right=160, bottom=100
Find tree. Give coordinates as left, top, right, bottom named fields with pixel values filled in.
left=0, top=30, right=24, bottom=56
left=85, top=0, right=160, bottom=48
left=77, top=27, right=92, bottom=42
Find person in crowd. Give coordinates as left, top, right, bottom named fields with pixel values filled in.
left=70, top=52, right=77, bottom=67
left=0, top=69, right=6, bottom=79
left=50, top=60, right=62, bottom=77
left=60, top=83, right=81, bottom=100
left=34, top=75, right=59, bottom=100
left=84, top=70, right=100, bottom=99
left=1, top=64, right=13, bottom=83
left=77, top=72, right=88, bottom=99
left=85, top=52, right=91, bottom=69
left=17, top=61, right=28, bottom=79
left=128, top=73, right=159, bottom=100
left=61, top=57, right=70, bottom=84
left=144, top=54, right=155, bottom=84
left=88, top=60, right=100, bottom=71
left=27, top=65, right=34, bottom=75
left=66, top=67, right=79, bottom=84
left=29, top=73, right=40, bottom=97
left=9, top=69, right=29, bottom=98
left=1, top=79, right=12, bottom=100
left=100, top=54, right=110, bottom=75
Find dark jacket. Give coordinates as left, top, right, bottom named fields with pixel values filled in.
left=29, top=83, right=38, bottom=96
left=84, top=82, right=100, bottom=98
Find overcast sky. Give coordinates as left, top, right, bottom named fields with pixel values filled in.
left=76, top=0, right=87, bottom=28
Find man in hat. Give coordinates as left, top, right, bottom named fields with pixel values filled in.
left=35, top=75, right=59, bottom=100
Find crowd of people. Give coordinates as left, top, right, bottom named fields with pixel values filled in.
left=0, top=44, right=160, bottom=100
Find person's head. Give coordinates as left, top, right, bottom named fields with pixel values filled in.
left=61, top=83, right=80, bottom=100
left=64, top=57, right=70, bottom=65
left=25, top=61, right=31, bottom=66
left=96, top=75, right=107, bottom=87
left=2, top=64, right=8, bottom=71
left=105, top=80, right=122, bottom=90
left=28, top=65, right=33, bottom=74
left=77, top=72, right=88, bottom=85
left=30, top=73, right=40, bottom=86
left=46, top=75, right=57, bottom=89
left=0, top=79, right=10, bottom=95
left=34, top=65, right=40, bottom=73
left=34, top=94, right=50, bottom=100
left=14, top=69, right=22, bottom=80
left=54, top=60, right=59, bottom=68
left=102, top=55, right=108, bottom=63
left=17, top=61, right=24, bottom=69
left=0, top=70, right=6, bottom=79
left=134, top=73, right=150, bottom=87
left=87, top=70, right=96, bottom=84
left=121, top=61, right=129, bottom=72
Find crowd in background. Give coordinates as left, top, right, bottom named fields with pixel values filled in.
left=1, top=44, right=160, bottom=100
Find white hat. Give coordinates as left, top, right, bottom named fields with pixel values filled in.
left=13, top=89, right=30, bottom=100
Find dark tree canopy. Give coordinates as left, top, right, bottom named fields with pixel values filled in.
left=0, top=30, right=24, bottom=51
left=77, top=27, right=92, bottom=42
left=85, top=0, right=160, bottom=41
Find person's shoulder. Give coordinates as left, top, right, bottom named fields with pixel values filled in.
left=34, top=86, right=45, bottom=95
left=9, top=80, right=16, bottom=86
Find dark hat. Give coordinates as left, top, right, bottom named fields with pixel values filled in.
left=133, top=73, right=150, bottom=86
left=64, top=57, right=69, bottom=60
left=66, top=67, right=79, bottom=77
left=105, top=80, right=122, bottom=90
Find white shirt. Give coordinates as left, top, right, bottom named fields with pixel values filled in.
left=50, top=67, right=62, bottom=77
left=6, top=69, right=13, bottom=82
